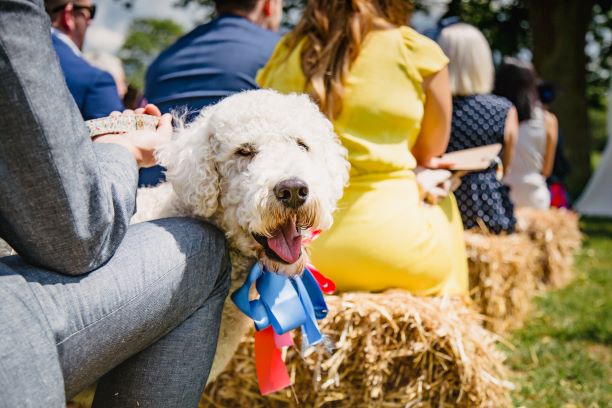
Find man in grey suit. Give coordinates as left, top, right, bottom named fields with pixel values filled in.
left=0, top=1, right=230, bottom=407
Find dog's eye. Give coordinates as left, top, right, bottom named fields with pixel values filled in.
left=235, top=143, right=257, bottom=157
left=297, top=139, right=310, bottom=152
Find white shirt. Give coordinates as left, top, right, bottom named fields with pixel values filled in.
left=504, top=106, right=550, bottom=209
left=51, top=27, right=82, bottom=57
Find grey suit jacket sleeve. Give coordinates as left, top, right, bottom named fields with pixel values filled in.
left=0, top=0, right=138, bottom=275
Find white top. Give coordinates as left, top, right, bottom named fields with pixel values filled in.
left=504, top=106, right=550, bottom=209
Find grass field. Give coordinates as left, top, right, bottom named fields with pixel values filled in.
left=509, top=218, right=612, bottom=407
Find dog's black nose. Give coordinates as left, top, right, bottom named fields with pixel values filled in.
left=274, top=178, right=309, bottom=209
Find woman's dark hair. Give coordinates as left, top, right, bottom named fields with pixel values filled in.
left=493, top=58, right=537, bottom=122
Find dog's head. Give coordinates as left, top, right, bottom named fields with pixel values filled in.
left=157, top=90, right=349, bottom=275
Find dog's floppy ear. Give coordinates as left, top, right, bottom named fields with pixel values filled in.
left=156, top=107, right=219, bottom=218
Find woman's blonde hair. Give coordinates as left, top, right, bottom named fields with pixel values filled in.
left=285, top=0, right=413, bottom=118
left=437, top=23, right=494, bottom=96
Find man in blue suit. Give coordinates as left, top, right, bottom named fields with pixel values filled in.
left=141, top=0, right=282, bottom=186
left=45, top=0, right=124, bottom=120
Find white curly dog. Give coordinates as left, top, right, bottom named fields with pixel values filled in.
left=133, top=89, right=349, bottom=382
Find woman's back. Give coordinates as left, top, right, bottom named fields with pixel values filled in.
left=258, top=26, right=468, bottom=295
left=505, top=106, right=550, bottom=208
left=448, top=94, right=510, bottom=149
left=513, top=106, right=547, bottom=175
left=259, top=27, right=442, bottom=177
left=448, top=94, right=517, bottom=232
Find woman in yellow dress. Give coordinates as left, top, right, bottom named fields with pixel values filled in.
left=257, top=0, right=468, bottom=295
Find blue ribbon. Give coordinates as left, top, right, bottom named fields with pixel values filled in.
left=231, top=263, right=329, bottom=349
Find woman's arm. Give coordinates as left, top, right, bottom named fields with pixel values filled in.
left=411, top=66, right=452, bottom=167
left=541, top=111, right=559, bottom=178
left=501, top=106, right=519, bottom=175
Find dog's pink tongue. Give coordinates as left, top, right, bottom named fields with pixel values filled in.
left=267, top=219, right=302, bottom=264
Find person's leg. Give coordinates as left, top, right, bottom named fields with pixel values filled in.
left=0, top=272, right=65, bottom=408
left=1, top=217, right=230, bottom=407
left=92, top=286, right=228, bottom=407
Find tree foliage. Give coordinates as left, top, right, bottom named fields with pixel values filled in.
left=119, top=18, right=184, bottom=90
left=115, top=0, right=610, bottom=193
left=586, top=1, right=612, bottom=108
left=448, top=0, right=609, bottom=194
left=447, top=0, right=611, bottom=109
left=446, top=0, right=530, bottom=57
left=118, top=0, right=610, bottom=105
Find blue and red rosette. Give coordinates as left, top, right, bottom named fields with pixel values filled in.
left=231, top=262, right=335, bottom=395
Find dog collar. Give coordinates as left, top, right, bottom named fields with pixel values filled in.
left=85, top=114, right=159, bottom=137
left=231, top=262, right=334, bottom=395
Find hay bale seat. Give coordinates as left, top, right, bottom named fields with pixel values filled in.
left=464, top=208, right=581, bottom=333
left=464, top=231, right=541, bottom=333
left=202, top=291, right=511, bottom=407
left=515, top=208, right=582, bottom=288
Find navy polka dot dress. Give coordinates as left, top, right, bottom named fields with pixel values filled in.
left=447, top=95, right=516, bottom=233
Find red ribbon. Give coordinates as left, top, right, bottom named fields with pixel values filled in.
left=254, top=326, right=292, bottom=395
left=302, top=228, right=322, bottom=245
left=306, top=263, right=336, bottom=295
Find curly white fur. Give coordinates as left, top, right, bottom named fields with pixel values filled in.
left=133, top=89, right=349, bottom=383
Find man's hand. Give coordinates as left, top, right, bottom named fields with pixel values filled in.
left=93, top=104, right=172, bottom=168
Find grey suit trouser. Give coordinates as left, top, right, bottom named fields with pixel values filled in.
left=0, top=217, right=231, bottom=408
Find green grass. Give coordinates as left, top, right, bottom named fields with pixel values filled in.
left=508, top=218, right=612, bottom=407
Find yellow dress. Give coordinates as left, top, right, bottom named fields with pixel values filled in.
left=257, top=27, right=468, bottom=295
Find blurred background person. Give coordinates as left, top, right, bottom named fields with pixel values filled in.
left=84, top=51, right=128, bottom=100
left=123, top=84, right=147, bottom=110
left=538, top=80, right=571, bottom=208
left=45, top=0, right=124, bottom=119
left=258, top=0, right=468, bottom=295
left=84, top=52, right=146, bottom=110
left=438, top=23, right=518, bottom=234
left=141, top=0, right=283, bottom=187
left=495, top=58, right=558, bottom=209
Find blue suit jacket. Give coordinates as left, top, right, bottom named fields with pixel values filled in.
left=51, top=32, right=124, bottom=120
left=141, top=15, right=280, bottom=186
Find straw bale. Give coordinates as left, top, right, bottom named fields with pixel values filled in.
left=202, top=292, right=511, bottom=407
left=515, top=208, right=582, bottom=288
left=464, top=231, right=540, bottom=333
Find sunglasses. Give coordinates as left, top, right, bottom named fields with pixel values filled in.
left=50, top=2, right=97, bottom=20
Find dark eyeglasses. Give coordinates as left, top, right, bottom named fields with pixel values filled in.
left=50, top=2, right=96, bottom=20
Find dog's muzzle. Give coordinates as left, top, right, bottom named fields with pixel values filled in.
left=274, top=178, right=309, bottom=209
